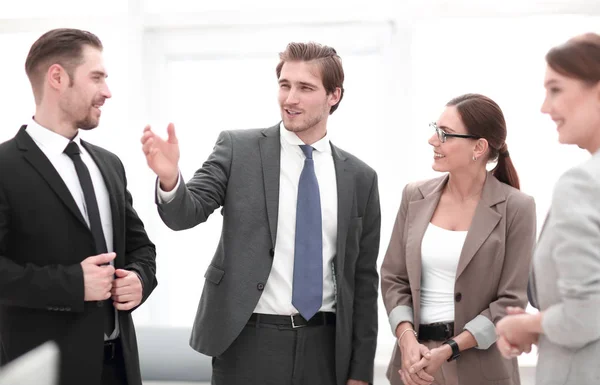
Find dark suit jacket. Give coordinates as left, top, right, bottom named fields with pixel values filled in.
left=156, top=124, right=381, bottom=384
left=0, top=126, right=157, bottom=385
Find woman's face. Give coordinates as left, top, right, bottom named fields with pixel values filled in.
left=428, top=106, right=483, bottom=173
left=541, top=65, right=600, bottom=152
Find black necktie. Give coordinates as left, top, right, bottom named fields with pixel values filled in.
left=64, top=141, right=115, bottom=336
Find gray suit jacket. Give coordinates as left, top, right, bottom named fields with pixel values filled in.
left=156, top=124, right=381, bottom=384
left=530, top=151, right=600, bottom=385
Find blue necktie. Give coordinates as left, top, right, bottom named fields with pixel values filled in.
left=292, top=145, right=323, bottom=321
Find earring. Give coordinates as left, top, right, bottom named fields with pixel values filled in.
left=472, top=156, right=477, bottom=161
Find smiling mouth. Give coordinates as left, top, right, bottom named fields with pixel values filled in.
left=434, top=152, right=445, bottom=159
left=284, top=109, right=301, bottom=116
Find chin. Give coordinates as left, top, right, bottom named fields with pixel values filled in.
left=432, top=163, right=447, bottom=172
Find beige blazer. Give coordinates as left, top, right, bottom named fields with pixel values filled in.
left=381, top=173, right=536, bottom=385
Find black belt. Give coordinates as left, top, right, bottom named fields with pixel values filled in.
left=418, top=322, right=454, bottom=342
left=104, top=339, right=120, bottom=362
left=248, top=312, right=336, bottom=329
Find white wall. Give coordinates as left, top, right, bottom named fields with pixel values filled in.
left=1, top=0, right=599, bottom=370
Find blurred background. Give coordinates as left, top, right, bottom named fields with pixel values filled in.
left=1, top=0, right=599, bottom=383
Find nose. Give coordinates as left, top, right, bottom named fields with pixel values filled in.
left=102, top=83, right=112, bottom=99
left=285, top=88, right=299, bottom=105
left=540, top=94, right=550, bottom=114
left=428, top=132, right=439, bottom=147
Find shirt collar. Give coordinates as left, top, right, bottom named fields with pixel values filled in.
left=279, top=122, right=331, bottom=154
left=27, top=118, right=83, bottom=155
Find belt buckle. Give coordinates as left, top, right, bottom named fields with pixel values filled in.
left=291, top=315, right=306, bottom=329
left=444, top=323, right=453, bottom=339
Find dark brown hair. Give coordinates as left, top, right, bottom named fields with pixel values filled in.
left=25, top=28, right=103, bottom=103
left=276, top=42, right=344, bottom=114
left=546, top=33, right=600, bottom=84
left=447, top=93, right=520, bottom=190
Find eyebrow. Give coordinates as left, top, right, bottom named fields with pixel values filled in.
left=438, top=124, right=456, bottom=133
left=91, top=70, right=108, bottom=78
left=278, top=79, right=317, bottom=88
left=544, top=79, right=558, bottom=87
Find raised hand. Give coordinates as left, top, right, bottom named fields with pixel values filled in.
left=141, top=123, right=180, bottom=191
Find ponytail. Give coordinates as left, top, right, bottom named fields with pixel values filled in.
left=492, top=143, right=520, bottom=190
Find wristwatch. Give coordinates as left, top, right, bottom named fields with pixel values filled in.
left=443, top=338, right=461, bottom=362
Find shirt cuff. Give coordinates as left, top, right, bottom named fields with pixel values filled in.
left=464, top=314, right=497, bottom=349
left=388, top=305, right=414, bottom=336
left=156, top=174, right=180, bottom=204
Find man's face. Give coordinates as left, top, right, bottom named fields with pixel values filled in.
left=59, top=45, right=111, bottom=130
left=277, top=60, right=339, bottom=134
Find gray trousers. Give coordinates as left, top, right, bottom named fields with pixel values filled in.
left=211, top=319, right=336, bottom=385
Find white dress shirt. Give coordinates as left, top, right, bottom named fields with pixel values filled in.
left=158, top=123, right=338, bottom=315
left=26, top=118, right=119, bottom=339
left=420, top=223, right=466, bottom=324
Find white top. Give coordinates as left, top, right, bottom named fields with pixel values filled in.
left=26, top=118, right=119, bottom=339
left=158, top=122, right=338, bottom=315
left=419, top=222, right=466, bottom=324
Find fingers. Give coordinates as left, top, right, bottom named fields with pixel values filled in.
left=506, top=306, right=526, bottom=315
left=113, top=300, right=138, bottom=311
left=497, top=336, right=520, bottom=359
left=83, top=252, right=116, bottom=266
left=142, top=137, right=154, bottom=156
left=114, top=269, right=130, bottom=278
left=166, top=122, right=178, bottom=144
left=418, top=344, right=431, bottom=360
left=400, top=369, right=418, bottom=385
left=415, top=369, right=434, bottom=383
left=112, top=293, right=136, bottom=303
left=409, top=357, right=429, bottom=375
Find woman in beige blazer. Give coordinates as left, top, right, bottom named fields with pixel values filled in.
left=381, top=93, right=537, bottom=385
left=496, top=33, right=600, bottom=385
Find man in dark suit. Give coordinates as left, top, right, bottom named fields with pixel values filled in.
left=141, top=42, right=380, bottom=385
left=0, top=28, right=157, bottom=385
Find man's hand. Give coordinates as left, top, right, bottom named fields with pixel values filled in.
left=111, top=269, right=143, bottom=311
left=141, top=123, right=180, bottom=191
left=81, top=253, right=116, bottom=301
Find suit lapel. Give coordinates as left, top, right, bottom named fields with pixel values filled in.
left=455, top=173, right=504, bottom=279
left=406, top=176, right=446, bottom=290
left=331, top=143, right=352, bottom=277
left=259, top=125, right=281, bottom=247
left=81, top=141, right=124, bottom=268
left=16, top=126, right=89, bottom=229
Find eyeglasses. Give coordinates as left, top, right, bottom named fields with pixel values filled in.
left=429, top=122, right=480, bottom=143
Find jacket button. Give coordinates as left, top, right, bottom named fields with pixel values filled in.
left=455, top=292, right=462, bottom=302
left=269, top=248, right=275, bottom=257
left=257, top=283, right=265, bottom=291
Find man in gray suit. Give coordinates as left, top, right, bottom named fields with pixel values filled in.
left=141, top=42, right=380, bottom=385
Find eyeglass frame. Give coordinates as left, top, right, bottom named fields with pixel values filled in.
left=429, top=122, right=480, bottom=143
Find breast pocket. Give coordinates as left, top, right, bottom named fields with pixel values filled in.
left=204, top=264, right=225, bottom=285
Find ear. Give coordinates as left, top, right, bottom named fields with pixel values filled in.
left=46, top=64, right=68, bottom=91
left=473, top=138, right=489, bottom=160
left=327, top=87, right=342, bottom=107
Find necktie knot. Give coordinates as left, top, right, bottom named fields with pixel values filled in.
left=64, top=141, right=81, bottom=158
left=299, top=145, right=314, bottom=159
